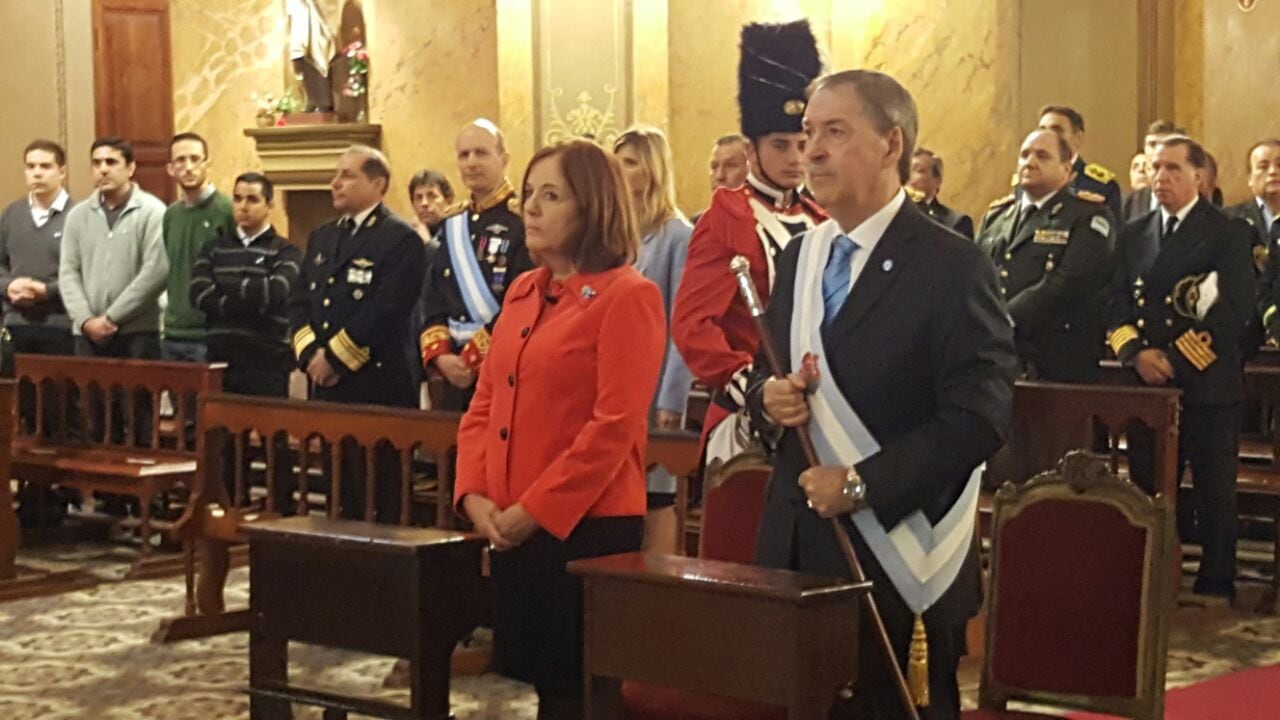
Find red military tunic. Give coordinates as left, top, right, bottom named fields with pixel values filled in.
left=454, top=264, right=665, bottom=540
left=672, top=174, right=824, bottom=451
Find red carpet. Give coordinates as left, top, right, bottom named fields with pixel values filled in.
left=1067, top=663, right=1280, bottom=719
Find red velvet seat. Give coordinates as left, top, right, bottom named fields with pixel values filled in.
left=623, top=450, right=788, bottom=720
left=965, top=451, right=1174, bottom=720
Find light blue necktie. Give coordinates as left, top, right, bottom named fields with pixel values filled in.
left=822, top=234, right=857, bottom=326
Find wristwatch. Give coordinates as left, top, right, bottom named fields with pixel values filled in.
left=842, top=466, right=867, bottom=504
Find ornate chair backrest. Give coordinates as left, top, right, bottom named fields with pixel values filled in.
left=698, top=448, right=771, bottom=564
left=981, top=450, right=1173, bottom=720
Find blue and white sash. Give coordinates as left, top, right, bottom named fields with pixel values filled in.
left=444, top=212, right=501, bottom=343
left=791, top=220, right=981, bottom=615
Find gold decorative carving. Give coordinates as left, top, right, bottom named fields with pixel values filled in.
left=543, top=86, right=621, bottom=146
left=1238, top=0, right=1258, bottom=11
left=54, top=0, right=68, bottom=152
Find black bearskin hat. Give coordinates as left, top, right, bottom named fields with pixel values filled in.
left=738, top=20, right=823, bottom=140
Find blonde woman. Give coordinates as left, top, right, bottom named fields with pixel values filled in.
left=613, top=125, right=694, bottom=554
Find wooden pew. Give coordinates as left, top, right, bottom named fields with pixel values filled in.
left=11, top=354, right=224, bottom=576
left=646, top=428, right=701, bottom=556
left=989, top=378, right=1182, bottom=497
left=156, top=394, right=463, bottom=642
left=1235, top=360, right=1280, bottom=612
left=0, top=380, right=18, bottom=581
left=569, top=552, right=868, bottom=719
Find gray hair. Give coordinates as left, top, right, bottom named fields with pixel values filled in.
left=809, top=70, right=918, bottom=183
left=344, top=144, right=391, bottom=189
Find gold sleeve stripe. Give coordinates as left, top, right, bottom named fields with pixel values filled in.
left=470, top=327, right=491, bottom=354
left=1107, top=325, right=1140, bottom=355
left=1174, top=330, right=1216, bottom=371
left=1265, top=305, right=1278, bottom=326
left=292, top=326, right=317, bottom=360
left=419, top=325, right=450, bottom=352
left=328, top=329, right=371, bottom=372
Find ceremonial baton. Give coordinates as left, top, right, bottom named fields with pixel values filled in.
left=730, top=255, right=921, bottom=720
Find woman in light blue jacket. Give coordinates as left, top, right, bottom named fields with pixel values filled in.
left=614, top=125, right=694, bottom=554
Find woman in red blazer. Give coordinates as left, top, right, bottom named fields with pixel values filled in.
left=455, top=139, right=665, bottom=719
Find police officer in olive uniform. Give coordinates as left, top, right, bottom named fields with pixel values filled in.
left=419, top=120, right=533, bottom=411
left=1037, top=104, right=1122, bottom=221
left=289, top=145, right=426, bottom=521
left=1105, top=137, right=1254, bottom=600
left=978, top=129, right=1114, bottom=382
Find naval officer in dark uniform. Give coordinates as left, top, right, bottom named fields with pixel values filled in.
left=419, top=119, right=532, bottom=411
left=1038, top=105, right=1122, bottom=221
left=288, top=145, right=426, bottom=520
left=1105, top=136, right=1254, bottom=600
left=977, top=129, right=1114, bottom=382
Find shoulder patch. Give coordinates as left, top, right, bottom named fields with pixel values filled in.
left=1084, top=163, right=1115, bottom=184
left=988, top=193, right=1016, bottom=209
left=1076, top=190, right=1106, bottom=204
left=1090, top=215, right=1111, bottom=237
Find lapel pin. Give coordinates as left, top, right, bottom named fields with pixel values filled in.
left=1050, top=202, right=1062, bottom=217
left=882, top=259, right=894, bottom=272
left=582, top=285, right=597, bottom=300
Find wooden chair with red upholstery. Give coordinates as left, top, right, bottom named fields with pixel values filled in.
left=967, top=450, right=1174, bottom=720
left=619, top=448, right=795, bottom=720
left=696, top=448, right=771, bottom=564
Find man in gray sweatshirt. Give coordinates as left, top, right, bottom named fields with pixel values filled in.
left=59, top=137, right=168, bottom=359
left=59, top=137, right=168, bottom=450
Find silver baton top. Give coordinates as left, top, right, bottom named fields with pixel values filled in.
left=729, top=255, right=766, bottom=318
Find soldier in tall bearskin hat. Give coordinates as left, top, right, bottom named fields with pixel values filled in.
left=672, top=19, right=827, bottom=464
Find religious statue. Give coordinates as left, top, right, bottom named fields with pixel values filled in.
left=287, top=0, right=336, bottom=112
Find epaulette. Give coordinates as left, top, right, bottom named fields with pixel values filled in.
left=1076, top=190, right=1106, bottom=204
left=1083, top=163, right=1115, bottom=184
left=904, top=185, right=925, bottom=203
left=988, top=193, right=1016, bottom=209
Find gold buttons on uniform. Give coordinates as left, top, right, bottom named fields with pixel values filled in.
left=1137, top=298, right=1145, bottom=307
left=1000, top=269, right=1009, bottom=278
left=323, top=298, right=331, bottom=307
left=1166, top=319, right=1174, bottom=327
left=322, top=321, right=330, bottom=329
left=1137, top=319, right=1145, bottom=328
left=328, top=277, right=335, bottom=285
left=309, top=282, right=316, bottom=290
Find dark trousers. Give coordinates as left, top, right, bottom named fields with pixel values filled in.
left=1128, top=403, right=1240, bottom=593
left=490, top=516, right=644, bottom=707
left=9, top=324, right=73, bottom=435
left=334, top=439, right=403, bottom=523
left=216, top=361, right=294, bottom=514
left=788, top=518, right=967, bottom=720
left=74, top=332, right=160, bottom=444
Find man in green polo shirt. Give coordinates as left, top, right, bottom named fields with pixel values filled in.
left=161, top=132, right=233, bottom=362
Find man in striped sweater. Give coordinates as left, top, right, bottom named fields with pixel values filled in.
left=190, top=172, right=300, bottom=398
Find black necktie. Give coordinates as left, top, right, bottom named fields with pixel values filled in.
left=337, top=216, right=355, bottom=232
left=1163, top=215, right=1178, bottom=244
left=1009, top=203, right=1037, bottom=244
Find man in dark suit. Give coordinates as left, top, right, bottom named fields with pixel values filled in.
left=288, top=145, right=426, bottom=520
left=976, top=129, right=1113, bottom=382
left=1226, top=138, right=1280, bottom=264
left=1123, top=120, right=1185, bottom=224
left=1105, top=136, right=1254, bottom=600
left=907, top=148, right=972, bottom=238
left=749, top=70, right=1017, bottom=719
